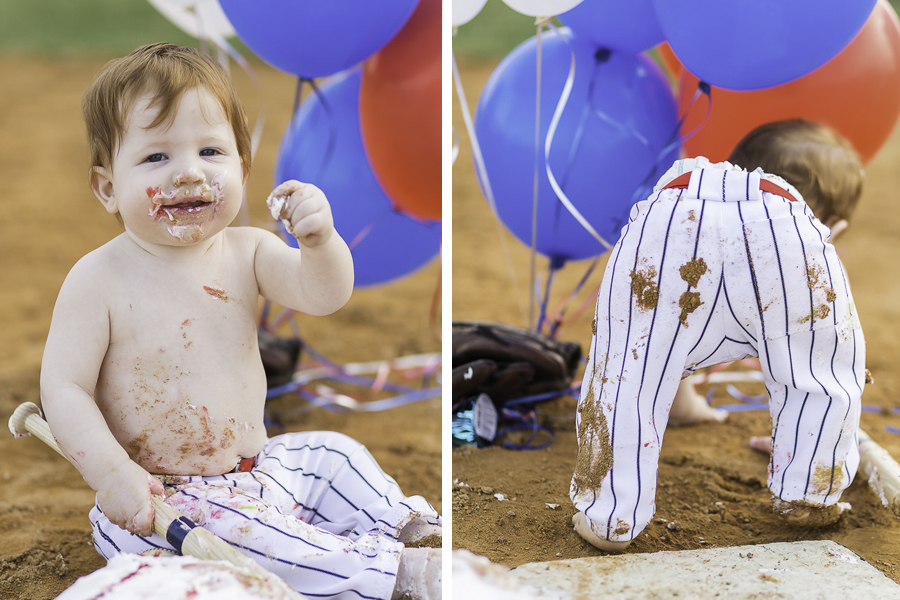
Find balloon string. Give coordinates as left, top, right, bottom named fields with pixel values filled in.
left=542, top=26, right=614, bottom=254
left=452, top=53, right=527, bottom=327
left=429, top=249, right=442, bottom=342
left=650, top=80, right=712, bottom=174
left=530, top=24, right=544, bottom=331
left=452, top=128, right=460, bottom=165
left=536, top=259, right=559, bottom=333
left=560, top=283, right=601, bottom=336
left=301, top=76, right=340, bottom=185
left=347, top=215, right=379, bottom=251
left=547, top=254, right=601, bottom=338
left=608, top=79, right=713, bottom=236
left=675, top=80, right=714, bottom=149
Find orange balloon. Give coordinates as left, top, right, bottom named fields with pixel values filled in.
left=360, top=0, right=441, bottom=222
left=679, top=0, right=900, bottom=164
left=653, top=41, right=683, bottom=84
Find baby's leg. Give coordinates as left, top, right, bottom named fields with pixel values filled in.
left=570, top=198, right=724, bottom=550
left=250, top=431, right=441, bottom=544
left=668, top=378, right=727, bottom=426
left=91, top=484, right=406, bottom=599
left=762, top=326, right=864, bottom=524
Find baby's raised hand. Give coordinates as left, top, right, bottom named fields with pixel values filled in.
left=96, top=460, right=164, bottom=537
left=266, top=181, right=335, bottom=248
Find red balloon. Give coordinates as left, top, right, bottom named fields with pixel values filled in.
left=360, top=0, right=441, bottom=221
left=678, top=0, right=900, bottom=164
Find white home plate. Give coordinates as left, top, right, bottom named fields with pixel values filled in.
left=510, top=540, right=900, bottom=599
left=57, top=553, right=301, bottom=600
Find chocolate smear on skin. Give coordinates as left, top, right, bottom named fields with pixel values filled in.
left=203, top=286, right=229, bottom=302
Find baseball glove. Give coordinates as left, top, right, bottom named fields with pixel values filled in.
left=452, top=321, right=582, bottom=406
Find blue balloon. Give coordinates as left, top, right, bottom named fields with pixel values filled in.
left=275, top=69, right=441, bottom=287
left=219, top=0, right=419, bottom=78
left=475, top=28, right=679, bottom=262
left=653, top=0, right=876, bottom=91
left=559, top=0, right=664, bottom=55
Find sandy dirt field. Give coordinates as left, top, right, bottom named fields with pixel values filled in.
left=0, top=55, right=441, bottom=599
left=452, top=58, right=900, bottom=584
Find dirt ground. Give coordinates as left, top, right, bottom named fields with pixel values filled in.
left=0, top=55, right=441, bottom=599
left=452, top=58, right=900, bottom=584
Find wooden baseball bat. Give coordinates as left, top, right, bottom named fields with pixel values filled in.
left=9, top=401, right=304, bottom=599
left=858, top=428, right=900, bottom=518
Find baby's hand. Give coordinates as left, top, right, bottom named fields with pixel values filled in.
left=96, top=461, right=165, bottom=537
left=266, top=181, right=335, bottom=248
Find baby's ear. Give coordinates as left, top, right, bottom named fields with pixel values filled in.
left=90, top=166, right=118, bottom=213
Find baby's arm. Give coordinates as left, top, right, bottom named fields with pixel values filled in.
left=257, top=181, right=353, bottom=315
left=40, top=259, right=163, bottom=536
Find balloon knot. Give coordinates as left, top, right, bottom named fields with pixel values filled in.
left=698, top=81, right=711, bottom=95
left=594, top=48, right=612, bottom=64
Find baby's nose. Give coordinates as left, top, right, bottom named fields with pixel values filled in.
left=173, top=167, right=205, bottom=186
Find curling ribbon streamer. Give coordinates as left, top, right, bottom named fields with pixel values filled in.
left=453, top=52, right=527, bottom=325
left=542, top=25, right=614, bottom=252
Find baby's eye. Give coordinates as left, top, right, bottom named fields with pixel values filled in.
left=145, top=153, right=166, bottom=163
left=200, top=148, right=221, bottom=157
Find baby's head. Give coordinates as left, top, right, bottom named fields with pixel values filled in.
left=728, top=119, right=863, bottom=236
left=83, top=42, right=252, bottom=179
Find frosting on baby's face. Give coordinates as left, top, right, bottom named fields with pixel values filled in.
left=146, top=170, right=229, bottom=243
left=98, top=86, right=244, bottom=251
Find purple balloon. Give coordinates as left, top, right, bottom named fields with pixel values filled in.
left=559, top=0, right=664, bottom=54
left=475, top=29, right=679, bottom=262
left=219, top=0, right=419, bottom=78
left=653, top=0, right=877, bottom=91
left=275, top=70, right=440, bottom=287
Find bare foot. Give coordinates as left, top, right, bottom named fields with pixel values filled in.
left=572, top=512, right=631, bottom=552
left=668, top=380, right=728, bottom=426
left=749, top=436, right=772, bottom=453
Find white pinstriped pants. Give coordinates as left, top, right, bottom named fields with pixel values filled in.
left=571, top=166, right=865, bottom=544
left=90, top=430, right=441, bottom=600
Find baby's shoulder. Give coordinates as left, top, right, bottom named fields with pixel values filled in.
left=220, top=225, right=289, bottom=259
left=65, top=236, right=128, bottom=282
left=222, top=225, right=281, bottom=245
left=55, top=237, right=131, bottom=305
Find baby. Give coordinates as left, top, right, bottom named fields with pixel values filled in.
left=571, top=119, right=866, bottom=551
left=40, top=43, right=440, bottom=600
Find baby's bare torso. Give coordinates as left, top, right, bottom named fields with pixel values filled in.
left=94, top=231, right=269, bottom=475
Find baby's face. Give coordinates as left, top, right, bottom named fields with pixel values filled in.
left=99, top=86, right=244, bottom=247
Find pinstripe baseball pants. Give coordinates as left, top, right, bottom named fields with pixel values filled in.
left=90, top=430, right=441, bottom=600
left=571, top=164, right=865, bottom=544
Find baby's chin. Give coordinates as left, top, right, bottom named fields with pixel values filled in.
left=166, top=221, right=215, bottom=244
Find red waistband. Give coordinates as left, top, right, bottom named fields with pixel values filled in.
left=236, top=456, right=256, bottom=473
left=661, top=172, right=798, bottom=202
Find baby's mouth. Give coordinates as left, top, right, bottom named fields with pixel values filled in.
left=146, top=173, right=227, bottom=230
left=149, top=192, right=217, bottom=222
left=153, top=200, right=213, bottom=221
